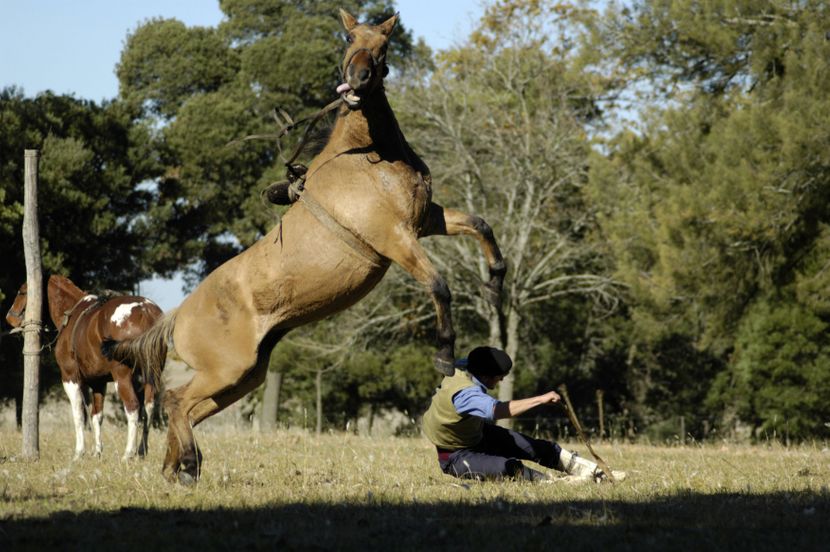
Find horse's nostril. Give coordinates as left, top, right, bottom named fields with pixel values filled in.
left=358, top=68, right=370, bottom=82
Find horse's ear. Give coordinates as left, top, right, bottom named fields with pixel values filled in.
left=378, top=12, right=399, bottom=36
left=339, top=9, right=358, bottom=32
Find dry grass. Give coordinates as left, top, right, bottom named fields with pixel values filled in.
left=1, top=419, right=828, bottom=551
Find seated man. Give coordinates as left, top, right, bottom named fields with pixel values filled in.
left=422, top=346, right=622, bottom=482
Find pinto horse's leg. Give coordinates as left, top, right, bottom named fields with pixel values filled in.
left=62, top=380, right=86, bottom=460
left=139, top=380, right=155, bottom=457
left=89, top=381, right=107, bottom=457
left=375, top=230, right=455, bottom=375
left=112, top=368, right=142, bottom=461
left=420, top=203, right=507, bottom=309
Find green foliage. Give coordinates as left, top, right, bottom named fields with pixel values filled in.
left=394, top=1, right=619, bottom=408
left=0, top=89, right=159, bottom=288
left=117, top=19, right=238, bottom=119
left=281, top=343, right=437, bottom=433
left=586, top=0, right=830, bottom=438
left=708, top=299, right=830, bottom=441
left=0, top=88, right=161, bottom=403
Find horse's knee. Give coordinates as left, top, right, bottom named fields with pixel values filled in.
left=470, top=215, right=494, bottom=242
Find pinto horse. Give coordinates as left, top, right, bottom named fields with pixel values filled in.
left=103, top=9, right=506, bottom=484
left=5, top=275, right=162, bottom=460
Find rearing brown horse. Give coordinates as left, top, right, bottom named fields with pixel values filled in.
left=104, top=9, right=505, bottom=484
left=6, top=275, right=162, bottom=459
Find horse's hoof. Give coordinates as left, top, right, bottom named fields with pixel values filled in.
left=178, top=472, right=197, bottom=486
left=434, top=355, right=455, bottom=376
left=162, top=467, right=178, bottom=483
left=72, top=451, right=84, bottom=461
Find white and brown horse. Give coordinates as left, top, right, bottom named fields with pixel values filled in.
left=103, top=9, right=506, bottom=483
left=6, top=275, right=162, bottom=459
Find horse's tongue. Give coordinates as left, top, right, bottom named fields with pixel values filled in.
left=336, top=82, right=352, bottom=94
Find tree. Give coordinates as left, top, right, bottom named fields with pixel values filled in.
left=0, top=88, right=160, bottom=410
left=394, top=1, right=620, bottom=407
left=585, top=0, right=830, bottom=437
left=709, top=299, right=830, bottom=442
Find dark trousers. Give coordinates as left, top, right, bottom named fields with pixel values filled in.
left=438, top=423, right=562, bottom=480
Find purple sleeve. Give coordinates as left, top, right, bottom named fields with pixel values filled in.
left=452, top=385, right=498, bottom=421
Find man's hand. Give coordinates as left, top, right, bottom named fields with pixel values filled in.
left=540, top=390, right=561, bottom=404
left=493, top=389, right=562, bottom=420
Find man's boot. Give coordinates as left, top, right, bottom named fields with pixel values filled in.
left=557, top=449, right=626, bottom=482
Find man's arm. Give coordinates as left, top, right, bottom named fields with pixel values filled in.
left=492, top=390, right=560, bottom=420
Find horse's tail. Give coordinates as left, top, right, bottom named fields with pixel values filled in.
left=101, top=309, right=178, bottom=385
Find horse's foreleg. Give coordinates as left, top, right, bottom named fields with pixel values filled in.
left=89, top=381, right=107, bottom=457
left=420, top=203, right=506, bottom=309
left=378, top=232, right=455, bottom=375
left=62, top=380, right=86, bottom=460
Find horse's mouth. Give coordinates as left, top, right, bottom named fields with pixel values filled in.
left=337, top=83, right=362, bottom=108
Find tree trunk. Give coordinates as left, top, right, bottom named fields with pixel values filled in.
left=497, top=308, right=521, bottom=428
left=315, top=369, right=323, bottom=436
left=21, top=150, right=42, bottom=461
left=260, top=370, right=283, bottom=431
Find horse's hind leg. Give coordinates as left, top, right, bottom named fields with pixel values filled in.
left=139, top=380, right=155, bottom=457
left=62, top=379, right=86, bottom=460
left=161, top=384, right=197, bottom=483
left=89, top=381, right=107, bottom=457
left=162, top=333, right=282, bottom=484
left=112, top=367, right=142, bottom=460
left=160, top=370, right=248, bottom=484
left=189, top=354, right=273, bottom=426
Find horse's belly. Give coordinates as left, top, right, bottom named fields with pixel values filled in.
left=252, top=234, right=390, bottom=331
left=177, top=218, right=390, bottom=343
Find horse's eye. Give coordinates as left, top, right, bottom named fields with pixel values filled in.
left=346, top=34, right=354, bottom=44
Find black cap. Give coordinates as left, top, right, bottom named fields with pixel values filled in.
left=466, top=346, right=512, bottom=377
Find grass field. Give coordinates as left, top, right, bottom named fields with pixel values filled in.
left=1, top=419, right=828, bottom=551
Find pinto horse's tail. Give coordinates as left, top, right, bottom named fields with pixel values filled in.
left=102, top=309, right=178, bottom=385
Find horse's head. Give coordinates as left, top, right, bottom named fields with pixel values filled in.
left=337, top=9, right=398, bottom=110
left=5, top=282, right=28, bottom=329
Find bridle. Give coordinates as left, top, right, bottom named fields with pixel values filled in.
left=342, top=47, right=389, bottom=80
left=6, top=289, right=27, bottom=320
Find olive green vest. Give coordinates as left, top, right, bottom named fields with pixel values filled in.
left=422, top=370, right=486, bottom=450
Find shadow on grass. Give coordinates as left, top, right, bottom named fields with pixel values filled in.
left=2, top=490, right=828, bottom=551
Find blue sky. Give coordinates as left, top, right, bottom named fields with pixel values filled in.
left=0, top=0, right=483, bottom=101
left=0, top=0, right=484, bottom=310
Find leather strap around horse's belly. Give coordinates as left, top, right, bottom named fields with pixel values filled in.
left=296, top=188, right=385, bottom=267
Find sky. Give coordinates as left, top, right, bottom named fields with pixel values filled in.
left=0, top=0, right=484, bottom=311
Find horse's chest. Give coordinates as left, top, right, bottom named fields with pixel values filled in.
left=376, top=165, right=432, bottom=218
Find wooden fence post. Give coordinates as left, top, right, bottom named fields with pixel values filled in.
left=21, top=149, right=43, bottom=460
left=596, top=389, right=605, bottom=441
left=260, top=369, right=283, bottom=431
